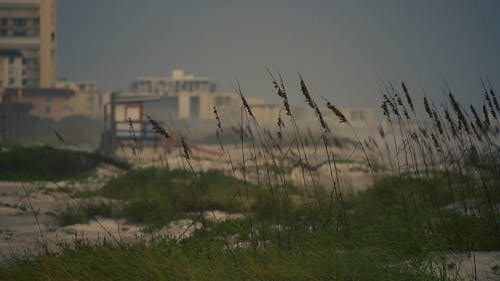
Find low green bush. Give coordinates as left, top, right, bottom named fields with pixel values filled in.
left=0, top=146, right=129, bottom=181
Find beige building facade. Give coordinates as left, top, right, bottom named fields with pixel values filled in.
left=0, top=0, right=56, bottom=88
left=56, top=81, right=110, bottom=119
left=3, top=87, right=74, bottom=121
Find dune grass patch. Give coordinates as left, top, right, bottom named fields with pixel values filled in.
left=0, top=146, right=129, bottom=181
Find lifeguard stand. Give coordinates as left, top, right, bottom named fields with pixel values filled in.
left=100, top=92, right=220, bottom=157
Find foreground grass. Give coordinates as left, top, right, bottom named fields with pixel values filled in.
left=0, top=146, right=129, bottom=181
left=3, top=170, right=498, bottom=280
left=0, top=231, right=436, bottom=281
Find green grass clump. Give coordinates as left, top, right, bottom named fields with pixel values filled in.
left=346, top=176, right=500, bottom=251
left=75, top=168, right=283, bottom=229
left=0, top=146, right=129, bottom=181
left=50, top=200, right=120, bottom=226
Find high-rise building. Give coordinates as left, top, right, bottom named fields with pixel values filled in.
left=0, top=0, right=56, bottom=88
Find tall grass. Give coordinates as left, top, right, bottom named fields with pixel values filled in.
left=1, top=77, right=499, bottom=280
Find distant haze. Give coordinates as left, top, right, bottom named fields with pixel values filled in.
left=58, top=0, right=500, bottom=107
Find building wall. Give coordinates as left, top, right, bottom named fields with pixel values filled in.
left=39, top=0, right=55, bottom=87
left=0, top=0, right=56, bottom=88
left=178, top=93, right=190, bottom=120
left=56, top=81, right=109, bottom=118
left=250, top=105, right=282, bottom=127
left=203, top=91, right=291, bottom=128
left=3, top=88, right=75, bottom=122
left=198, top=92, right=213, bottom=120
left=24, top=94, right=70, bottom=121
left=67, top=91, right=100, bottom=118
left=143, top=96, right=178, bottom=120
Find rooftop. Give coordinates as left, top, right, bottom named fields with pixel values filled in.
left=3, top=88, right=75, bottom=98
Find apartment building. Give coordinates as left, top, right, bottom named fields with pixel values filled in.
left=0, top=0, right=56, bottom=88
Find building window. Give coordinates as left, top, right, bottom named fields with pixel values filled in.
left=0, top=19, right=7, bottom=26
left=0, top=29, right=7, bottom=36
left=22, top=79, right=27, bottom=86
left=8, top=57, right=15, bottom=64
left=45, top=96, right=51, bottom=102
left=13, top=18, right=27, bottom=27
left=45, top=106, right=51, bottom=113
left=13, top=31, right=26, bottom=37
left=33, top=18, right=40, bottom=25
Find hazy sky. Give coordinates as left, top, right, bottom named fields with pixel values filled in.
left=57, top=0, right=500, bottom=107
